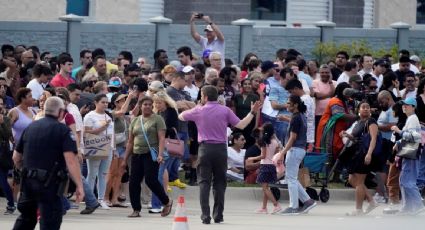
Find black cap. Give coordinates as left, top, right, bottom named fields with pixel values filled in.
left=373, top=58, right=390, bottom=68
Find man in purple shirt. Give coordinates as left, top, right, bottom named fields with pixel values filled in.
left=179, top=85, right=261, bottom=224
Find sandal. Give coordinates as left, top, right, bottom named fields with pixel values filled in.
left=346, top=209, right=364, bottom=216
left=364, top=203, right=379, bottom=214
left=112, top=202, right=129, bottom=208
left=161, top=200, right=173, bottom=217
left=128, top=211, right=141, bottom=218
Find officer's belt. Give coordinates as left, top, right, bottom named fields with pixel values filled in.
left=22, top=168, right=49, bottom=182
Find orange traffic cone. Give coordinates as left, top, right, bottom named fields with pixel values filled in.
left=172, top=195, right=189, bottom=230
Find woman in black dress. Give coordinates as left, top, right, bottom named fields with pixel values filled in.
left=340, top=101, right=379, bottom=216
left=233, top=78, right=259, bottom=148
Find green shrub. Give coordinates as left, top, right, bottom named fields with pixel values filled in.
left=312, top=40, right=399, bottom=64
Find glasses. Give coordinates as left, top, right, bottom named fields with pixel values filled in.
left=129, top=74, right=138, bottom=78
left=406, top=80, right=415, bottom=83
left=275, top=68, right=281, bottom=72
left=211, top=58, right=221, bottom=61
left=369, top=86, right=378, bottom=90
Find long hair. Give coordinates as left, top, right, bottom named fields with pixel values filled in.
left=289, top=95, right=307, bottom=114
left=259, top=122, right=274, bottom=147
left=151, top=91, right=178, bottom=113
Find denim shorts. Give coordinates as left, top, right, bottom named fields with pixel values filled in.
left=116, top=145, right=126, bottom=158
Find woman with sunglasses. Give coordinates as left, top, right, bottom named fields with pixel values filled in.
left=121, top=96, right=173, bottom=218
left=104, top=92, right=135, bottom=207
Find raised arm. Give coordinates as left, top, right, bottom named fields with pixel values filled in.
left=203, top=16, right=224, bottom=42
left=190, top=13, right=201, bottom=43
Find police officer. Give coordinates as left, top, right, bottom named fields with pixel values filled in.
left=12, top=96, right=84, bottom=230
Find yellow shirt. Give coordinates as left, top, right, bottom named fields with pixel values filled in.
left=89, top=61, right=118, bottom=75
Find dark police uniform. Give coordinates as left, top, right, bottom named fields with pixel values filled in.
left=13, top=115, right=77, bottom=230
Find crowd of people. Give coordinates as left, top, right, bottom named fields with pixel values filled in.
left=0, top=13, right=425, bottom=227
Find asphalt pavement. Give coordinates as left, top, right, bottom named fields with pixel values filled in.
left=1, top=187, right=424, bottom=230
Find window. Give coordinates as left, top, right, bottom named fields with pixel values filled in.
left=250, top=0, right=287, bottom=21
left=66, top=0, right=89, bottom=17
left=417, top=0, right=425, bottom=24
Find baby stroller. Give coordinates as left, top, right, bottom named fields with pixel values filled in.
left=269, top=150, right=331, bottom=203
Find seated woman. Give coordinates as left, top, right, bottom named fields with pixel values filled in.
left=227, top=133, right=246, bottom=182
left=244, top=129, right=262, bottom=184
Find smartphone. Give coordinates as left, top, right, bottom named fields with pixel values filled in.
left=195, top=13, right=204, bottom=19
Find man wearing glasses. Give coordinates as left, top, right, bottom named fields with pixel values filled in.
left=72, top=50, right=92, bottom=81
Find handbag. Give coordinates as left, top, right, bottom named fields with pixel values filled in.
left=140, top=116, right=158, bottom=162
left=165, top=128, right=184, bottom=158
left=115, top=118, right=127, bottom=145
left=396, top=132, right=421, bottom=159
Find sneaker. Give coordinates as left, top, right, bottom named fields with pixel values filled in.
left=383, top=203, right=400, bottom=215
left=300, top=199, right=317, bottom=214
left=373, top=193, right=386, bottom=204
left=169, top=179, right=187, bottom=189
left=255, top=208, right=268, bottom=214
left=80, top=203, right=100, bottom=215
left=414, top=207, right=425, bottom=215
left=279, top=207, right=300, bottom=216
left=148, top=208, right=162, bottom=214
left=278, top=179, right=287, bottom=185
left=167, top=186, right=172, bottom=193
left=99, top=200, right=111, bottom=210
left=69, top=202, right=80, bottom=209
left=4, top=206, right=16, bottom=215
left=271, top=204, right=282, bottom=214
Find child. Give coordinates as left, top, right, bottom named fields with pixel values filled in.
left=249, top=123, right=282, bottom=214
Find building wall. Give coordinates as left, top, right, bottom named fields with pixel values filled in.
left=3, top=20, right=423, bottom=65
left=93, top=0, right=140, bottom=24
left=164, top=0, right=250, bottom=25
left=333, top=0, right=364, bottom=27
left=0, top=0, right=65, bottom=21
left=375, top=0, right=416, bottom=28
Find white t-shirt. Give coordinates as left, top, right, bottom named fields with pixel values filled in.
left=67, top=103, right=83, bottom=132
left=227, top=147, right=245, bottom=169
left=391, top=63, right=419, bottom=74
left=393, top=88, right=417, bottom=99
left=371, top=72, right=383, bottom=90
left=301, top=94, right=315, bottom=144
left=199, top=36, right=225, bottom=68
left=336, top=72, right=351, bottom=85
left=26, top=79, right=44, bottom=100
left=83, top=111, right=114, bottom=147
left=184, top=84, right=199, bottom=102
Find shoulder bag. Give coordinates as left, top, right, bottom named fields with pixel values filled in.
left=140, top=116, right=169, bottom=162
left=115, top=117, right=127, bottom=145
left=361, top=120, right=383, bottom=157
left=83, top=114, right=112, bottom=159
left=165, top=128, right=184, bottom=158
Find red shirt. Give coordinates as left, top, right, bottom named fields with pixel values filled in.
left=50, top=73, right=75, bottom=88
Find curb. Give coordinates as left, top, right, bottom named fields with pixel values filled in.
left=169, top=186, right=366, bottom=202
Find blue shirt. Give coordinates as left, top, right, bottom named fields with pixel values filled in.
left=377, top=107, right=398, bottom=140
left=298, top=71, right=313, bottom=88
left=268, top=81, right=290, bottom=115
left=71, top=66, right=82, bottom=80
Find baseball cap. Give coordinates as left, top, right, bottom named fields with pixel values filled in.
left=202, top=49, right=212, bottom=59
left=182, top=65, right=194, bottom=73
left=410, top=55, right=421, bottom=63
left=114, top=94, right=127, bottom=103
left=261, top=60, right=278, bottom=72
left=373, top=58, right=390, bottom=67
left=108, top=77, right=122, bottom=88
left=401, top=97, right=417, bottom=107
left=148, top=80, right=165, bottom=92
left=349, top=74, right=362, bottom=83
left=204, top=25, right=214, bottom=32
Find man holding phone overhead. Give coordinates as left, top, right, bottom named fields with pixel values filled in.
left=190, top=12, right=225, bottom=69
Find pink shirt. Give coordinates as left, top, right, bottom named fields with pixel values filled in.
left=261, top=138, right=279, bottom=165
left=312, top=79, right=336, bottom=115
left=50, top=73, right=75, bottom=88
left=181, top=101, right=240, bottom=143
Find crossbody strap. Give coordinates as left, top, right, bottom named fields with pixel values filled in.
left=140, top=116, right=152, bottom=149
